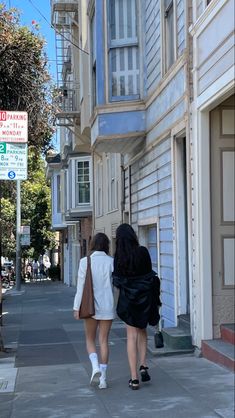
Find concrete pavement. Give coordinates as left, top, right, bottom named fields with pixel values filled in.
left=0, top=281, right=234, bottom=418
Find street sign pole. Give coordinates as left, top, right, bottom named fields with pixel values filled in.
left=0, top=110, right=28, bottom=291
left=15, top=180, right=21, bottom=291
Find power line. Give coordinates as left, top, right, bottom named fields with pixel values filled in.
left=27, top=0, right=89, bottom=56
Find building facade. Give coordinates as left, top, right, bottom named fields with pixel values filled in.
left=190, top=0, right=234, bottom=348
left=47, top=0, right=234, bottom=353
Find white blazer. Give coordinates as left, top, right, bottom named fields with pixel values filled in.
left=73, top=251, right=115, bottom=320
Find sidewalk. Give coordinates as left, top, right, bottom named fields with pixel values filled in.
left=0, top=281, right=234, bottom=418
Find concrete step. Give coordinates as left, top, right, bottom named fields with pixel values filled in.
left=161, top=327, right=193, bottom=350
left=202, top=339, right=235, bottom=372
left=147, top=336, right=195, bottom=357
left=178, top=314, right=191, bottom=332
left=221, top=323, right=235, bottom=346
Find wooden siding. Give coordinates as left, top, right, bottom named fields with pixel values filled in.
left=176, top=0, right=185, bottom=56
left=145, top=0, right=161, bottom=94
left=197, top=0, right=234, bottom=96
left=130, top=137, right=175, bottom=327
left=196, top=0, right=204, bottom=19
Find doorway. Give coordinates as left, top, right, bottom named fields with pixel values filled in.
left=174, top=136, right=190, bottom=315
left=210, top=95, right=235, bottom=337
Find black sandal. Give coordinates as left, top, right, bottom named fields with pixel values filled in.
left=139, top=365, right=151, bottom=382
left=129, top=379, right=139, bottom=390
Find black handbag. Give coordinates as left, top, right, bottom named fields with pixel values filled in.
left=154, top=330, right=164, bottom=348
left=154, top=305, right=164, bottom=348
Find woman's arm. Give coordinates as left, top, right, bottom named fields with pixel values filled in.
left=73, top=258, right=87, bottom=315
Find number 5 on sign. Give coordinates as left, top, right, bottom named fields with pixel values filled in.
left=0, top=143, right=6, bottom=153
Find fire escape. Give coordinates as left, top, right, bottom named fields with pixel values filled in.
left=51, top=0, right=80, bottom=129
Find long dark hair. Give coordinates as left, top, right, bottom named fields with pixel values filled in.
left=89, top=233, right=110, bottom=255
left=114, top=223, right=139, bottom=275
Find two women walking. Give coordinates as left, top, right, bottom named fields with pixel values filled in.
left=73, top=224, right=161, bottom=390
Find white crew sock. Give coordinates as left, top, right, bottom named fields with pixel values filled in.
left=89, top=352, right=99, bottom=371
left=99, top=363, right=107, bottom=379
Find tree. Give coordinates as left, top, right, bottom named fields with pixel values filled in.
left=0, top=4, right=57, bottom=260
left=21, top=149, right=56, bottom=259
left=0, top=4, right=56, bottom=152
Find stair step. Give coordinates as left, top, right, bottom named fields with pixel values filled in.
left=162, top=327, right=193, bottom=350
left=202, top=339, right=235, bottom=372
left=147, top=336, right=194, bottom=357
left=178, top=314, right=191, bottom=332
left=221, top=323, right=235, bottom=346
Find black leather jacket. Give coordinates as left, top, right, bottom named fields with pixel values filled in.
left=113, top=270, right=161, bottom=329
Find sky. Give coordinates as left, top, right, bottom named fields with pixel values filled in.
left=7, top=0, right=56, bottom=80
left=6, top=0, right=58, bottom=147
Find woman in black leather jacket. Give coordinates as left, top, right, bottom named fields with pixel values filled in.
left=113, top=224, right=161, bottom=390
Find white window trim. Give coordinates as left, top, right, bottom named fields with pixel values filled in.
left=161, top=0, right=177, bottom=76
left=96, top=159, right=103, bottom=217
left=67, top=157, right=92, bottom=209
left=75, top=156, right=92, bottom=207
left=107, top=154, right=118, bottom=213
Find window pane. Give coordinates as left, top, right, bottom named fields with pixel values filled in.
left=110, top=46, right=139, bottom=97
left=128, top=48, right=133, bottom=70
left=110, top=0, right=137, bottom=42
left=111, top=49, right=117, bottom=72
left=166, top=4, right=174, bottom=70
left=110, top=0, right=116, bottom=39
left=128, top=75, right=133, bottom=95
left=79, top=183, right=90, bottom=203
left=119, top=0, right=124, bottom=38
left=112, top=74, right=117, bottom=96
left=120, top=48, right=124, bottom=71
left=120, top=75, right=125, bottom=95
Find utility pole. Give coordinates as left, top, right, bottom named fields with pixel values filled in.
left=15, top=180, right=21, bottom=291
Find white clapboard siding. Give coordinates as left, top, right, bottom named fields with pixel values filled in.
left=145, top=0, right=161, bottom=93
left=197, top=0, right=234, bottom=96
left=130, top=137, right=175, bottom=327
left=196, top=0, right=204, bottom=19
left=176, top=0, right=185, bottom=56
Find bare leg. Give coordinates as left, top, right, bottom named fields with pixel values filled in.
left=137, top=328, right=147, bottom=366
left=126, top=325, right=138, bottom=380
left=98, top=320, right=112, bottom=364
left=84, top=318, right=101, bottom=385
left=84, top=318, right=98, bottom=354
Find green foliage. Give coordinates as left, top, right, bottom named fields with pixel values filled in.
left=0, top=3, right=57, bottom=153
left=21, top=149, right=56, bottom=259
left=0, top=4, right=57, bottom=260
left=0, top=197, right=15, bottom=258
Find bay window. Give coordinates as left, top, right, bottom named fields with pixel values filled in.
left=108, top=0, right=139, bottom=100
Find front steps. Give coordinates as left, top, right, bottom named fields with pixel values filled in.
left=148, top=314, right=194, bottom=356
left=202, top=324, right=235, bottom=372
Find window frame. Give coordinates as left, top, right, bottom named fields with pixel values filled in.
left=90, top=9, right=97, bottom=110
left=107, top=0, right=140, bottom=102
left=161, top=0, right=176, bottom=75
left=96, top=159, right=103, bottom=217
left=75, top=157, right=92, bottom=206
left=107, top=153, right=118, bottom=212
left=56, top=174, right=61, bottom=213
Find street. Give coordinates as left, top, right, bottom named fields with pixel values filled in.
left=0, top=281, right=234, bottom=418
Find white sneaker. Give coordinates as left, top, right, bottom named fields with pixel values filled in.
left=99, top=378, right=107, bottom=389
left=90, top=369, right=101, bottom=386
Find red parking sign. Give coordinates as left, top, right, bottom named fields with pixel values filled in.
left=0, top=111, right=28, bottom=143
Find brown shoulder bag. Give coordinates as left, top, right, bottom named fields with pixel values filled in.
left=79, top=255, right=95, bottom=319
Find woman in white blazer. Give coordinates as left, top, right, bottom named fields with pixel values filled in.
left=73, top=233, right=114, bottom=389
